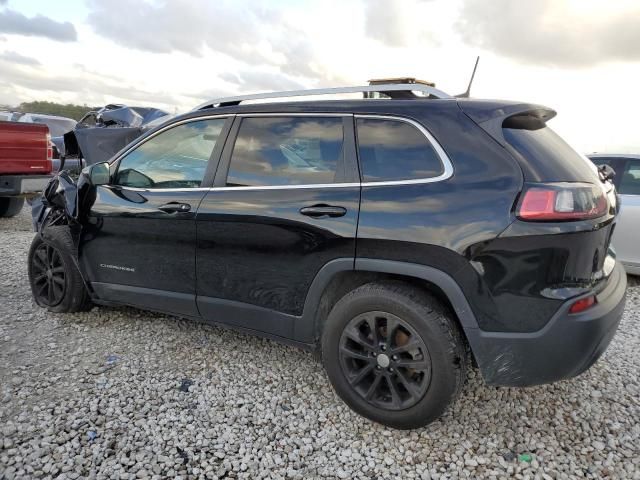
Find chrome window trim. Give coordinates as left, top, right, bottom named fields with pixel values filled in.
left=109, top=114, right=453, bottom=192
left=354, top=114, right=453, bottom=186
left=209, top=183, right=361, bottom=191
left=116, top=186, right=212, bottom=193
left=237, top=113, right=352, bottom=118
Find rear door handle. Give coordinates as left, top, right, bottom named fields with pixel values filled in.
left=299, top=204, right=347, bottom=218
left=158, top=202, right=191, bottom=213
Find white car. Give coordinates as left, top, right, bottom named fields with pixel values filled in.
left=589, top=154, right=640, bottom=275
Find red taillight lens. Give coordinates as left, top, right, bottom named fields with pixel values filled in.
left=517, top=183, right=608, bottom=221
left=46, top=133, right=53, bottom=162
left=569, top=295, right=596, bottom=314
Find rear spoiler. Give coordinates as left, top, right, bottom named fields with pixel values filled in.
left=458, top=101, right=557, bottom=146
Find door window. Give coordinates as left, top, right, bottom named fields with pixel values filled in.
left=356, top=118, right=443, bottom=182
left=619, top=160, right=640, bottom=195
left=226, top=117, right=344, bottom=186
left=115, top=118, right=226, bottom=189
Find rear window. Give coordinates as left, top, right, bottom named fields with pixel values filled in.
left=503, top=121, right=599, bottom=183
left=356, top=118, right=443, bottom=182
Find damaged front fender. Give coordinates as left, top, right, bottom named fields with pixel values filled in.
left=31, top=169, right=95, bottom=240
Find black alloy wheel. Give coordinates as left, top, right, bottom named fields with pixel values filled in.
left=30, top=242, right=66, bottom=307
left=322, top=282, right=467, bottom=429
left=338, top=311, right=431, bottom=410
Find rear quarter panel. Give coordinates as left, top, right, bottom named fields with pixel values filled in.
left=354, top=104, right=524, bottom=331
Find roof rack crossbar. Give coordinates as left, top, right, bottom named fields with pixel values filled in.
left=193, top=83, right=452, bottom=110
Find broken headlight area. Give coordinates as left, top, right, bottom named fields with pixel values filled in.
left=31, top=169, right=96, bottom=243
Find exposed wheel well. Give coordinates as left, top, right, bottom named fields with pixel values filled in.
left=313, top=270, right=473, bottom=363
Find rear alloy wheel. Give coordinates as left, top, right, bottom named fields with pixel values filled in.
left=31, top=243, right=67, bottom=307
left=322, top=282, right=467, bottom=429
left=339, top=311, right=431, bottom=410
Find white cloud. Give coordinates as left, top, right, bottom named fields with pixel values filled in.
left=0, top=49, right=39, bottom=65
left=457, top=0, right=640, bottom=67
left=365, top=0, right=437, bottom=47
left=0, top=8, right=77, bottom=42
left=0, top=0, right=639, bottom=154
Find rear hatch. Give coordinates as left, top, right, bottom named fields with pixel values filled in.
left=458, top=100, right=618, bottom=331
left=0, top=122, right=52, bottom=175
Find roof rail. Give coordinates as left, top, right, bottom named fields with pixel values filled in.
left=192, top=83, right=452, bottom=111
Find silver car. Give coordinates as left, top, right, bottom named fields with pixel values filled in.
left=589, top=154, right=640, bottom=275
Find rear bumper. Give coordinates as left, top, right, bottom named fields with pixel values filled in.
left=0, top=174, right=52, bottom=196
left=468, top=261, right=627, bottom=386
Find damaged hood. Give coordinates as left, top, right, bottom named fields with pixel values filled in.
left=62, top=104, right=172, bottom=166
left=70, top=127, right=142, bottom=166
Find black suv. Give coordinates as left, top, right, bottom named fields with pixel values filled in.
left=28, top=83, right=627, bottom=429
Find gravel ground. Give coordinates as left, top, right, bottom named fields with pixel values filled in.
left=1, top=206, right=639, bottom=480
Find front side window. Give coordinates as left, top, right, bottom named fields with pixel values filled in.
left=115, top=118, right=225, bottom=189
left=619, top=160, right=640, bottom=195
left=227, top=117, right=344, bottom=186
left=356, top=118, right=444, bottom=182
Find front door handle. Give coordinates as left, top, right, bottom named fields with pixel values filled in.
left=299, top=204, right=347, bottom=218
left=158, top=202, right=191, bottom=213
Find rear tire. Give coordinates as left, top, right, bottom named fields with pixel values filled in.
left=322, top=282, right=467, bottom=429
left=0, top=197, right=24, bottom=218
left=28, top=226, right=92, bottom=313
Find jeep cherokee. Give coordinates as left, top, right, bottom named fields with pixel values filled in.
left=28, top=83, right=627, bottom=429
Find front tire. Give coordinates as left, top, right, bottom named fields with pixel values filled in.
left=28, top=226, right=92, bottom=313
left=0, top=197, right=24, bottom=218
left=322, top=282, right=467, bottom=429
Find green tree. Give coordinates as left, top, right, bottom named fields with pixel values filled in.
left=16, top=101, right=99, bottom=121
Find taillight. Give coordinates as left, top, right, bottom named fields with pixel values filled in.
left=46, top=133, right=53, bottom=163
left=517, top=183, right=608, bottom=221
left=569, top=295, right=596, bottom=314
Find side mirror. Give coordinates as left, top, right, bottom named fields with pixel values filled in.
left=84, top=162, right=110, bottom=186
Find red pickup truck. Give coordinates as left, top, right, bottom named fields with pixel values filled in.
left=0, top=122, right=53, bottom=217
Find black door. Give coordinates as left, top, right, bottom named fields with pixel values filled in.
left=79, top=116, right=231, bottom=316
left=196, top=115, right=360, bottom=341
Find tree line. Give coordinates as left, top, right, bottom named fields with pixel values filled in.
left=5, top=101, right=99, bottom=121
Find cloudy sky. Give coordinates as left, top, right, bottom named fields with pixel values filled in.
left=0, top=0, right=639, bottom=153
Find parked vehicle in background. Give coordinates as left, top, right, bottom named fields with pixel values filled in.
left=0, top=111, right=22, bottom=122
left=17, top=113, right=78, bottom=173
left=18, top=113, right=76, bottom=137
left=0, top=122, right=52, bottom=217
left=28, top=82, right=626, bottom=429
left=589, top=154, right=640, bottom=275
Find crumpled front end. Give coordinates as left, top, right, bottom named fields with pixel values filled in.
left=31, top=170, right=94, bottom=239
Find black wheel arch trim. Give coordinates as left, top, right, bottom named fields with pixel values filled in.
left=299, top=257, right=481, bottom=343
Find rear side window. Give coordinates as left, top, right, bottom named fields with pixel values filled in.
left=619, top=160, right=640, bottom=195
left=115, top=118, right=225, bottom=189
left=227, top=117, right=344, bottom=186
left=503, top=121, right=599, bottom=183
left=356, top=118, right=443, bottom=182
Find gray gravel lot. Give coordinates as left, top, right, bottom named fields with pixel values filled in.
left=1, top=206, right=639, bottom=479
